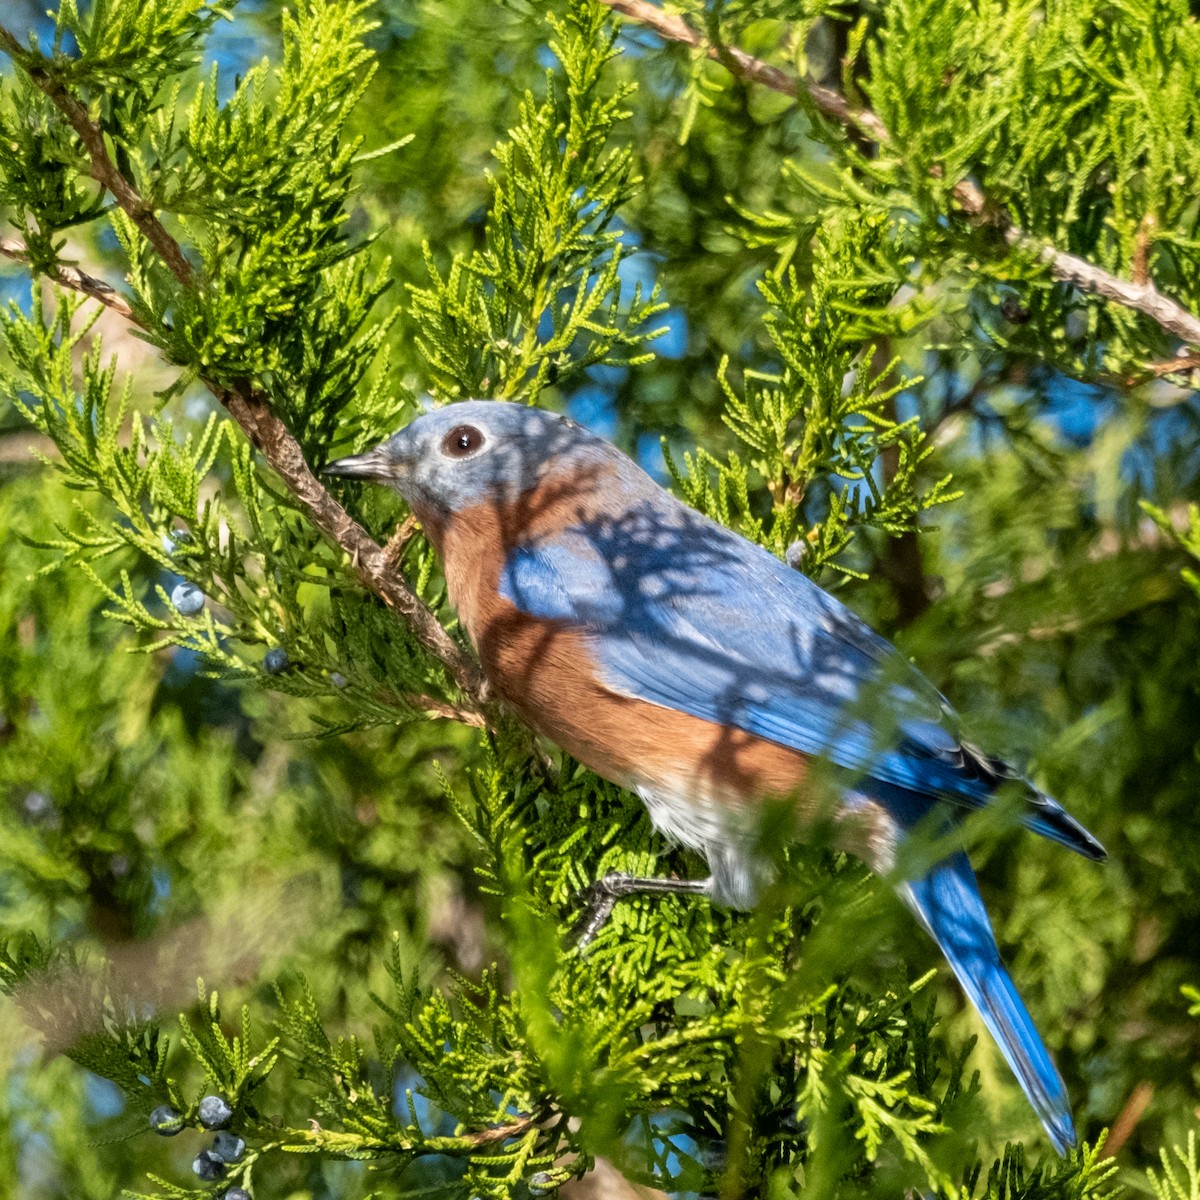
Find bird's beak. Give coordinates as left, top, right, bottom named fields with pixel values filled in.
left=322, top=446, right=395, bottom=481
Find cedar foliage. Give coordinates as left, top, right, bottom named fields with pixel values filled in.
left=0, top=0, right=1198, bottom=1197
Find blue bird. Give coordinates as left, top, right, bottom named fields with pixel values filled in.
left=325, top=400, right=1105, bottom=1153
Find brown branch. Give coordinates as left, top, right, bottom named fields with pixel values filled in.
left=0, top=34, right=490, bottom=711
left=0, top=29, right=195, bottom=287
left=602, top=0, right=887, bottom=141
left=405, top=692, right=488, bottom=728
left=218, top=390, right=488, bottom=704
left=1104, top=1081, right=1154, bottom=1157
left=600, top=0, right=1200, bottom=349
left=383, top=513, right=418, bottom=568
left=1131, top=214, right=1157, bottom=287
left=460, top=1114, right=536, bottom=1146
left=1143, top=351, right=1200, bottom=377
left=0, top=235, right=137, bottom=322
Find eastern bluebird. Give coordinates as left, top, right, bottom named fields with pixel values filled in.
left=325, top=400, right=1105, bottom=1154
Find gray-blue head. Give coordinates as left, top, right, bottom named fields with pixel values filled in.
left=323, top=400, right=620, bottom=518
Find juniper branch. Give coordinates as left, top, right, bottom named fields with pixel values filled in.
left=0, top=236, right=137, bottom=322
left=0, top=28, right=195, bottom=287
left=600, top=0, right=1200, bottom=349
left=0, top=31, right=490, bottom=712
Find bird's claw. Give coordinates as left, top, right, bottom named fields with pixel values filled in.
left=570, top=871, right=637, bottom=949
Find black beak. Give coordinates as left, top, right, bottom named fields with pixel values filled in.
left=322, top=447, right=394, bottom=481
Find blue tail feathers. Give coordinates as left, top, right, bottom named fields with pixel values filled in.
left=901, top=852, right=1076, bottom=1155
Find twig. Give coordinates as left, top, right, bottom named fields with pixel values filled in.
left=461, top=1114, right=537, bottom=1146
left=0, top=36, right=490, bottom=712
left=0, top=29, right=195, bottom=287
left=383, top=513, right=418, bottom=568
left=1141, top=351, right=1200, bottom=378
left=215, top=388, right=488, bottom=704
left=599, top=0, right=1200, bottom=349
left=0, top=235, right=137, bottom=322
left=406, top=692, right=488, bottom=728
left=1131, top=214, right=1157, bottom=287
left=601, top=0, right=886, bottom=141
left=1097, top=349, right=1200, bottom=390
left=1104, top=1081, right=1154, bottom=1157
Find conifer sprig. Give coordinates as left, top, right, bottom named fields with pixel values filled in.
left=665, top=214, right=960, bottom=576
left=408, top=3, right=667, bottom=403
left=0, top=3, right=486, bottom=707
left=0, top=2, right=1183, bottom=1198
left=599, top=0, right=1200, bottom=359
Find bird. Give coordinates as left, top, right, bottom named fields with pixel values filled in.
left=324, top=399, right=1106, bottom=1154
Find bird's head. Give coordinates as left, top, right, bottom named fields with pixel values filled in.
left=323, top=400, right=611, bottom=523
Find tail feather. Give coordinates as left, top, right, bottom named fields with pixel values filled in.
left=1021, top=788, right=1107, bottom=862
left=901, top=851, right=1076, bottom=1155
left=954, top=741, right=1107, bottom=862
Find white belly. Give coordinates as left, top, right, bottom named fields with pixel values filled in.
left=632, top=771, right=768, bottom=910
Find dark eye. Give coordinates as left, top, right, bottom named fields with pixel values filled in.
left=441, top=424, right=485, bottom=458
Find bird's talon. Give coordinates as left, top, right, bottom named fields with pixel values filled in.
left=570, top=872, right=632, bottom=948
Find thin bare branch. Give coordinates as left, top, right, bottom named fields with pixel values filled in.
left=383, top=513, right=418, bottom=568
left=0, top=29, right=195, bottom=287
left=1104, top=1081, right=1154, bottom=1158
left=600, top=0, right=1200, bottom=349
left=602, top=0, right=887, bottom=140
left=0, top=30, right=490, bottom=711
left=460, top=1115, right=537, bottom=1146
left=216, top=389, right=488, bottom=704
left=407, top=693, right=488, bottom=728
left=1143, top=351, right=1200, bottom=378
left=0, top=235, right=137, bottom=322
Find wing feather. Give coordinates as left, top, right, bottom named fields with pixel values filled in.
left=500, top=504, right=1104, bottom=860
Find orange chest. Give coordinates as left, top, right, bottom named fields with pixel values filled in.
left=434, top=504, right=810, bottom=809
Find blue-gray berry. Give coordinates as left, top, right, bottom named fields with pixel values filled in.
left=222, top=1190, right=251, bottom=1200
left=149, top=1104, right=184, bottom=1136
left=198, top=1094, right=233, bottom=1129
left=22, top=791, right=51, bottom=820
left=162, top=529, right=194, bottom=554
left=192, top=1150, right=226, bottom=1181
left=330, top=672, right=348, bottom=689
left=171, top=582, right=205, bottom=616
left=212, top=1131, right=246, bottom=1163
left=263, top=648, right=289, bottom=675
left=528, top=1172, right=558, bottom=1195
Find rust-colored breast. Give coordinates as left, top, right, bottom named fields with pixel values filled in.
left=417, top=474, right=811, bottom=812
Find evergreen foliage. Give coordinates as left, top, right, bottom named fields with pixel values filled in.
left=0, top=1, right=1198, bottom=1198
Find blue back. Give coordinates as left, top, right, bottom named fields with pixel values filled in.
left=500, top=493, right=1102, bottom=858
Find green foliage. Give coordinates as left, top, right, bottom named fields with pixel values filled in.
left=665, top=212, right=959, bottom=575
left=408, top=3, right=666, bottom=404
left=1148, top=1132, right=1200, bottom=1200
left=1142, top=501, right=1200, bottom=599
left=685, top=0, right=1200, bottom=379
left=0, top=0, right=1198, bottom=1198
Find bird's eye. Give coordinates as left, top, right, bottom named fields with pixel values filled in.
left=441, top=425, right=485, bottom=458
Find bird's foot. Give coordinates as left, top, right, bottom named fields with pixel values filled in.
left=571, top=871, right=710, bottom=949
left=572, top=872, right=637, bottom=947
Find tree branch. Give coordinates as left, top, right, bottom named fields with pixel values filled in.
left=601, top=0, right=1200, bottom=349
left=0, top=29, right=195, bottom=288
left=460, top=1114, right=537, bottom=1147
left=0, top=235, right=137, bottom=322
left=0, top=36, right=490, bottom=711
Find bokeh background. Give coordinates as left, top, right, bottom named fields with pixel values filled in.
left=2, top=1, right=1199, bottom=1196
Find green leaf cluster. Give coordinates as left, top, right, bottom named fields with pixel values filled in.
left=0, top=1, right=1198, bottom=1199
left=409, top=2, right=666, bottom=404
left=666, top=211, right=959, bottom=576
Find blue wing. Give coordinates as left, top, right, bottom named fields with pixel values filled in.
left=500, top=502, right=1104, bottom=860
